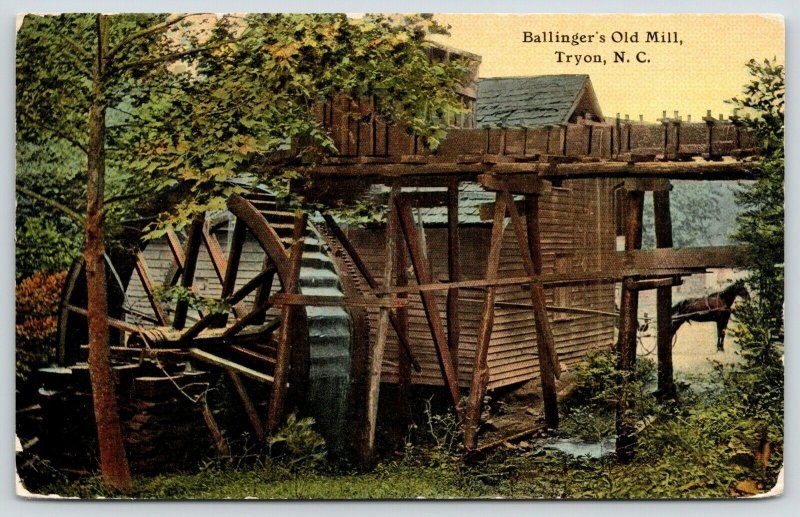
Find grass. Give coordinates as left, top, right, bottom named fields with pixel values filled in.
left=24, top=350, right=783, bottom=500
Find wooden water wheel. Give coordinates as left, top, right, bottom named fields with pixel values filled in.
left=56, top=191, right=310, bottom=439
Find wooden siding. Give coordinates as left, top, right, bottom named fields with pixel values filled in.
left=126, top=234, right=282, bottom=326
left=345, top=178, right=617, bottom=390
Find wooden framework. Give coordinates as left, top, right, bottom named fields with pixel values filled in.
left=56, top=109, right=757, bottom=464
left=295, top=112, right=754, bottom=459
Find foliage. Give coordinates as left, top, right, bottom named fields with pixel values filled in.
left=16, top=271, right=67, bottom=383
left=641, top=181, right=743, bottom=249
left=152, top=285, right=230, bottom=315
left=15, top=217, right=81, bottom=282
left=16, top=12, right=470, bottom=237
left=566, top=349, right=656, bottom=411
left=726, top=57, right=784, bottom=484
left=267, top=414, right=327, bottom=474
left=729, top=58, right=784, bottom=156
left=15, top=140, right=84, bottom=280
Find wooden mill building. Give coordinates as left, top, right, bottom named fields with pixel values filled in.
left=334, top=74, right=616, bottom=391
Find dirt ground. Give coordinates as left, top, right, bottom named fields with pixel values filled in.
left=638, top=320, right=742, bottom=378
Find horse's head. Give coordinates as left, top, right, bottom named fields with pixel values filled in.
left=731, top=279, right=750, bottom=301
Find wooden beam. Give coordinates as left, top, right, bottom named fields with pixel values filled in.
left=623, top=276, right=681, bottom=291
left=375, top=189, right=449, bottom=207
left=459, top=298, right=619, bottom=318
left=266, top=218, right=305, bottom=431
left=395, top=208, right=412, bottom=434
left=189, top=348, right=274, bottom=384
left=216, top=217, right=248, bottom=325
left=601, top=245, right=747, bottom=271
left=202, top=223, right=228, bottom=284
left=66, top=305, right=142, bottom=334
left=364, top=185, right=398, bottom=465
left=221, top=301, right=279, bottom=339
left=288, top=212, right=312, bottom=411
left=447, top=178, right=461, bottom=373
left=134, top=252, right=168, bottom=325
left=478, top=173, right=551, bottom=194
left=396, top=195, right=463, bottom=414
left=479, top=198, right=528, bottom=221
left=179, top=313, right=228, bottom=343
left=616, top=190, right=644, bottom=463
left=654, top=189, right=677, bottom=401
left=622, top=178, right=672, bottom=192
left=200, top=401, right=230, bottom=457
left=383, top=269, right=698, bottom=295
left=226, top=369, right=265, bottom=442
left=541, top=159, right=756, bottom=181
left=464, top=194, right=506, bottom=450
left=268, top=293, right=407, bottom=308
left=173, top=215, right=204, bottom=330
left=504, top=190, right=562, bottom=378
left=308, top=157, right=756, bottom=181
left=227, top=195, right=290, bottom=279
left=165, top=229, right=185, bottom=285
left=524, top=193, right=560, bottom=428
left=250, top=256, right=276, bottom=326
left=221, top=217, right=247, bottom=299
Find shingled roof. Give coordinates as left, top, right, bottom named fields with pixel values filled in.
left=476, top=75, right=603, bottom=128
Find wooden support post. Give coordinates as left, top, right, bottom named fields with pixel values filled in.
left=200, top=400, right=230, bottom=457
left=221, top=218, right=247, bottom=299
left=396, top=196, right=463, bottom=414
left=216, top=217, right=248, bottom=326
left=288, top=214, right=310, bottom=406
left=202, top=223, right=228, bottom=285
left=654, top=189, right=677, bottom=400
left=447, top=178, right=461, bottom=373
left=464, top=194, right=507, bottom=450
left=226, top=369, right=265, bottom=442
left=250, top=257, right=276, bottom=326
left=502, top=191, right=561, bottom=376
left=173, top=215, right=205, bottom=330
left=266, top=215, right=305, bottom=432
left=395, top=207, right=412, bottom=430
left=364, top=186, right=398, bottom=465
left=616, top=189, right=645, bottom=463
left=165, top=229, right=186, bottom=286
left=524, top=194, right=560, bottom=428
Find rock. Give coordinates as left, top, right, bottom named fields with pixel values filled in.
left=735, top=479, right=762, bottom=495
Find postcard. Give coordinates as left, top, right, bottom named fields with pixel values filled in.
left=15, top=12, right=784, bottom=499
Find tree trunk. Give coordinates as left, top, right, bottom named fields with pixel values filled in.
left=84, top=13, right=132, bottom=492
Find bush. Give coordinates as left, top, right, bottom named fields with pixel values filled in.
left=16, top=216, right=81, bottom=281
left=16, top=271, right=66, bottom=384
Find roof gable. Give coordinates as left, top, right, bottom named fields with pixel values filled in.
left=476, top=75, right=602, bottom=128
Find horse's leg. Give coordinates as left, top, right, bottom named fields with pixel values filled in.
left=716, top=313, right=731, bottom=351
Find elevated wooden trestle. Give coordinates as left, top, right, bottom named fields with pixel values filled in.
left=57, top=106, right=758, bottom=466
left=292, top=111, right=756, bottom=463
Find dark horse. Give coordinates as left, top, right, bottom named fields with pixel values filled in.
left=670, top=280, right=750, bottom=351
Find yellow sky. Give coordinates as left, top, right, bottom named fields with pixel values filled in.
left=430, top=14, right=784, bottom=122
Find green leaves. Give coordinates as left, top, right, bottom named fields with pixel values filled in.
left=17, top=13, right=470, bottom=248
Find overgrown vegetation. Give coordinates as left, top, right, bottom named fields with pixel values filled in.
left=15, top=271, right=66, bottom=386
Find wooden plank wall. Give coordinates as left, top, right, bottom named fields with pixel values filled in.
left=126, top=235, right=281, bottom=325
left=487, top=179, right=616, bottom=389
left=344, top=178, right=617, bottom=390
left=343, top=226, right=486, bottom=387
